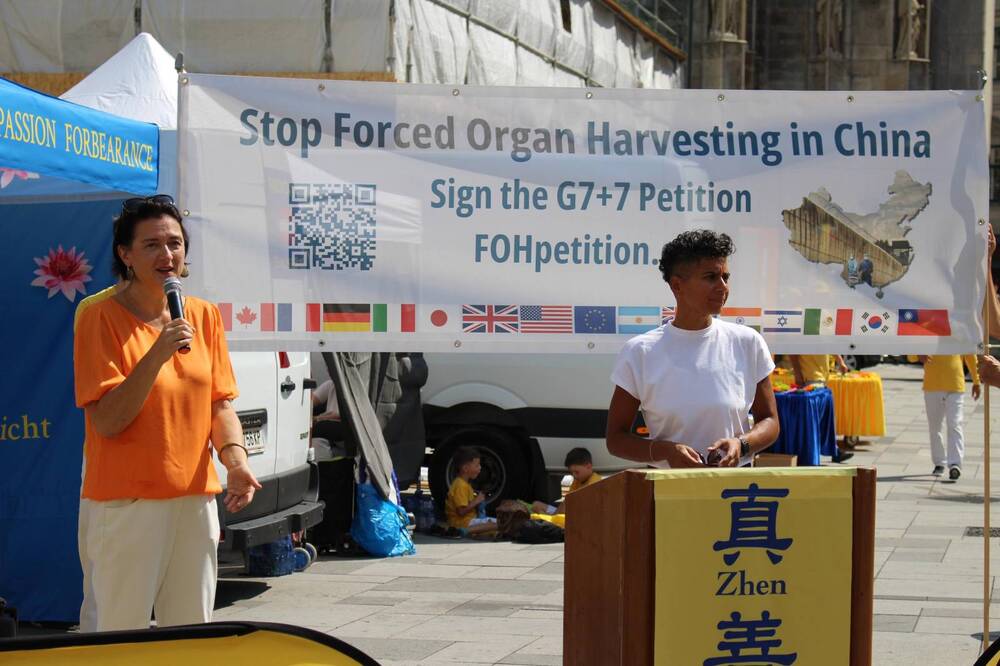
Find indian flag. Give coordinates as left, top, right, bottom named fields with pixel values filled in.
left=720, top=307, right=761, bottom=331
left=803, top=308, right=853, bottom=336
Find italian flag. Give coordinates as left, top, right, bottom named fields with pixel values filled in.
left=372, top=304, right=416, bottom=333
left=803, top=308, right=853, bottom=335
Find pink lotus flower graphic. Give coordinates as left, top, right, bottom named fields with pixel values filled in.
left=31, top=245, right=93, bottom=302
left=0, top=167, right=39, bottom=189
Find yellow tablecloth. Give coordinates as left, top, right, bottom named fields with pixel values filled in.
left=825, top=372, right=886, bottom=437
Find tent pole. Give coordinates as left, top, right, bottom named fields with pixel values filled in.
left=982, top=0, right=996, bottom=651
left=985, top=232, right=993, bottom=653
left=986, top=365, right=991, bottom=653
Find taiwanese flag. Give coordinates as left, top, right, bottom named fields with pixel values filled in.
left=897, top=309, right=951, bottom=336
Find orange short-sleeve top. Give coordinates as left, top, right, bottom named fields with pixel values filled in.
left=73, top=292, right=238, bottom=500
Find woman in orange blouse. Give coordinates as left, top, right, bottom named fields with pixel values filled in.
left=73, top=195, right=260, bottom=631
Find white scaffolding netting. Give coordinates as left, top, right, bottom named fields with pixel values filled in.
left=0, top=0, right=683, bottom=89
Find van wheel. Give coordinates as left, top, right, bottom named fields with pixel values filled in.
left=430, top=428, right=529, bottom=516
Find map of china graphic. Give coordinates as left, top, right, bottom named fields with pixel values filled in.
left=782, top=170, right=930, bottom=298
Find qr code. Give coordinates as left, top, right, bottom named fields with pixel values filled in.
left=288, top=183, right=376, bottom=270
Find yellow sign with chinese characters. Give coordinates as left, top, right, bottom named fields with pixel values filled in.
left=650, top=467, right=855, bottom=666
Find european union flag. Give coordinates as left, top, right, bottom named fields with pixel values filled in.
left=574, top=306, right=616, bottom=334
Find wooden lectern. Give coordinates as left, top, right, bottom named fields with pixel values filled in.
left=563, top=468, right=876, bottom=665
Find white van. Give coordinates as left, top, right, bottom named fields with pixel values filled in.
left=215, top=351, right=323, bottom=567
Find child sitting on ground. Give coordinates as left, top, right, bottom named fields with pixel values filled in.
left=532, top=447, right=603, bottom=515
left=445, top=446, right=498, bottom=535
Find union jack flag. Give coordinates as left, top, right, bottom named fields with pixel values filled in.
left=463, top=304, right=519, bottom=333
left=519, top=305, right=573, bottom=333
left=661, top=306, right=675, bottom=325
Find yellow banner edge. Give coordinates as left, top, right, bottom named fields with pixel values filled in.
left=645, top=466, right=859, bottom=481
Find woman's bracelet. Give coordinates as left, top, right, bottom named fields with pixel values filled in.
left=219, top=442, right=248, bottom=460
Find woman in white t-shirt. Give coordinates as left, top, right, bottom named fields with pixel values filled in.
left=606, top=230, right=779, bottom=468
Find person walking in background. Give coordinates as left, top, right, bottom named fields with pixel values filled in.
left=789, top=354, right=849, bottom=387
left=915, top=355, right=980, bottom=480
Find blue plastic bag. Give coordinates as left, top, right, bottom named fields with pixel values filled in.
left=350, top=481, right=416, bottom=557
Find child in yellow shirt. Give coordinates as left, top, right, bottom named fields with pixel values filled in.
left=918, top=355, right=980, bottom=480
left=532, top=447, right=603, bottom=515
left=445, top=447, right=497, bottom=535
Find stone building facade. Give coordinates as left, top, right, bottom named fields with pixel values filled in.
left=686, top=0, right=997, bottom=222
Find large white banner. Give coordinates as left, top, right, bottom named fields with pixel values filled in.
left=179, top=74, right=987, bottom=353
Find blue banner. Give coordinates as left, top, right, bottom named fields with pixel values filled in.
left=0, top=199, right=119, bottom=622
left=0, top=77, right=159, bottom=195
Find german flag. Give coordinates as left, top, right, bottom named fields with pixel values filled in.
left=322, top=304, right=371, bottom=332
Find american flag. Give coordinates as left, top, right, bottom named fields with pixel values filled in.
left=519, top=305, right=573, bottom=333
left=462, top=304, right=519, bottom=333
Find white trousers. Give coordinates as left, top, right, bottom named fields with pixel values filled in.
left=77, top=498, right=97, bottom=633
left=81, top=494, right=219, bottom=632
left=925, top=391, right=965, bottom=468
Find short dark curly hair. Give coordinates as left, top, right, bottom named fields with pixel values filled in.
left=658, top=230, right=734, bottom=283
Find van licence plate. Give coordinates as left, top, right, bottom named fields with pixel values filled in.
left=244, top=429, right=264, bottom=455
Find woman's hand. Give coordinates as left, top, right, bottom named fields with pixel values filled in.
left=706, top=438, right=741, bottom=467
left=148, top=318, right=194, bottom=365
left=662, top=443, right=706, bottom=468
left=979, top=355, right=1000, bottom=388
left=223, top=461, right=262, bottom=513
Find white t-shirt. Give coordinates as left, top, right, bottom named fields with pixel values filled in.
left=610, top=319, right=774, bottom=466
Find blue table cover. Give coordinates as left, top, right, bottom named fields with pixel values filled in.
left=770, top=387, right=838, bottom=466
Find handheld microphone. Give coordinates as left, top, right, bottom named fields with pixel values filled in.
left=163, top=277, right=191, bottom=354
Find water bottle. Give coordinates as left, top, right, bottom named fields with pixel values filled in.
left=413, top=489, right=428, bottom=531
left=418, top=491, right=435, bottom=531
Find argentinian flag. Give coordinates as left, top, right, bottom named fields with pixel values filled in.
left=617, top=306, right=661, bottom=334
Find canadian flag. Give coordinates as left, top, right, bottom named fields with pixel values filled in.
left=232, top=303, right=262, bottom=331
